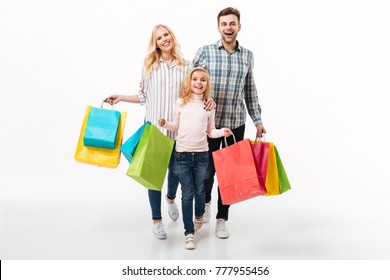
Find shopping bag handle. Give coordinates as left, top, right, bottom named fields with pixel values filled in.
left=101, top=100, right=116, bottom=110
left=223, top=133, right=236, bottom=147
left=253, top=134, right=266, bottom=144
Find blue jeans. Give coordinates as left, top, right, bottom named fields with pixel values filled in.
left=176, top=151, right=209, bottom=236
left=148, top=143, right=179, bottom=220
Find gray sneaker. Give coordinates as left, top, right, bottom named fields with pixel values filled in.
left=166, top=196, right=179, bottom=221
left=203, top=202, right=211, bottom=223
left=215, top=219, right=230, bottom=239
left=153, top=222, right=167, bottom=240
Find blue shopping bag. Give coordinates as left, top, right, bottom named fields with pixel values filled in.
left=120, top=121, right=151, bottom=162
left=83, top=106, right=121, bottom=149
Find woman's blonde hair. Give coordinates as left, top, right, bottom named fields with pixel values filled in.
left=180, top=67, right=211, bottom=106
left=143, top=24, right=188, bottom=75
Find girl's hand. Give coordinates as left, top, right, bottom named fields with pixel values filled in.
left=158, top=118, right=166, bottom=127
left=223, top=128, right=232, bottom=137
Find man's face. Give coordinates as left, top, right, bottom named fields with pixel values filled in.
left=218, top=14, right=241, bottom=44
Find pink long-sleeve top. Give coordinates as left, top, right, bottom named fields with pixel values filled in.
left=163, top=94, right=225, bottom=152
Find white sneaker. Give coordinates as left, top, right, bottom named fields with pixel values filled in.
left=166, top=196, right=179, bottom=221
left=184, top=234, right=196, bottom=250
left=153, top=222, right=167, bottom=240
left=203, top=202, right=211, bottom=223
left=194, top=218, right=203, bottom=231
left=215, top=219, right=230, bottom=239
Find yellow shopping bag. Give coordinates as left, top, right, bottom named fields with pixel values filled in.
left=74, top=106, right=127, bottom=168
left=264, top=142, right=280, bottom=195
left=263, top=142, right=292, bottom=196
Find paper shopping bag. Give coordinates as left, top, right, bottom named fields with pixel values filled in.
left=264, top=142, right=280, bottom=195
left=120, top=121, right=151, bottom=163
left=126, top=123, right=174, bottom=191
left=213, top=138, right=266, bottom=205
left=274, top=145, right=291, bottom=194
left=74, top=106, right=127, bottom=168
left=83, top=106, right=121, bottom=149
left=250, top=140, right=270, bottom=194
left=264, top=142, right=291, bottom=196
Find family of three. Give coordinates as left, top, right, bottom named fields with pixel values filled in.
left=104, top=7, right=266, bottom=250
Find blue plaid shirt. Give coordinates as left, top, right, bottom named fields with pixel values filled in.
left=193, top=40, right=262, bottom=129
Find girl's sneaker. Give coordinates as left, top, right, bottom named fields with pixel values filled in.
left=184, top=234, right=196, bottom=250
left=194, top=217, right=203, bottom=231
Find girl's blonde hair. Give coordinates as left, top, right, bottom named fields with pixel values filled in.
left=144, top=24, right=188, bottom=75
left=180, top=67, right=211, bottom=106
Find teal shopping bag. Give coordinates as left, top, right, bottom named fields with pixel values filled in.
left=83, top=107, right=121, bottom=149
left=120, top=121, right=151, bottom=163
left=126, top=123, right=174, bottom=191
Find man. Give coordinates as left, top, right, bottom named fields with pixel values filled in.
left=193, top=7, right=266, bottom=239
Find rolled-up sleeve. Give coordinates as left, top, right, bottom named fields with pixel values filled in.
left=244, top=54, right=262, bottom=125
left=138, top=68, right=147, bottom=106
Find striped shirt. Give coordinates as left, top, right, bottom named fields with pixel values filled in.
left=138, top=59, right=192, bottom=139
left=192, top=40, right=262, bottom=129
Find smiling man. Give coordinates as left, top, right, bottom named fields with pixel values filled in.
left=192, top=7, right=266, bottom=239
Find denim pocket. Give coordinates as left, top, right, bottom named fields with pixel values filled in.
left=198, top=152, right=209, bottom=161
left=175, top=152, right=185, bottom=160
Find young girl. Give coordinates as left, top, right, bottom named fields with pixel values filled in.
left=158, top=67, right=232, bottom=249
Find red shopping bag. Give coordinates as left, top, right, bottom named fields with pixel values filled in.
left=213, top=137, right=266, bottom=205
left=250, top=139, right=270, bottom=194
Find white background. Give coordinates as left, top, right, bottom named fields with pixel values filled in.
left=1, top=0, right=390, bottom=266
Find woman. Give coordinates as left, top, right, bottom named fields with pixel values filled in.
left=105, top=24, right=214, bottom=239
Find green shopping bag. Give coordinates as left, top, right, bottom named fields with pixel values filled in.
left=274, top=145, right=291, bottom=194
left=126, top=123, right=174, bottom=191
left=264, top=142, right=291, bottom=196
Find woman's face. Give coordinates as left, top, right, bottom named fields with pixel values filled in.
left=155, top=26, right=173, bottom=53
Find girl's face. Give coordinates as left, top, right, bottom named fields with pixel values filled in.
left=191, top=70, right=208, bottom=95
left=155, top=26, right=173, bottom=53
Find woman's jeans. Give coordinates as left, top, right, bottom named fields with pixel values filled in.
left=148, top=143, right=179, bottom=220
left=176, top=151, right=209, bottom=236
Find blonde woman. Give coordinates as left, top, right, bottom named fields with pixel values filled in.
left=105, top=25, right=215, bottom=240
left=159, top=67, right=231, bottom=249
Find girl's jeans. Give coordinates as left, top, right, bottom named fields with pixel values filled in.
left=176, top=151, right=209, bottom=236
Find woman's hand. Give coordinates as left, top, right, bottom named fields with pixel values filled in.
left=204, top=97, right=216, bottom=111
left=104, top=95, right=123, bottom=105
